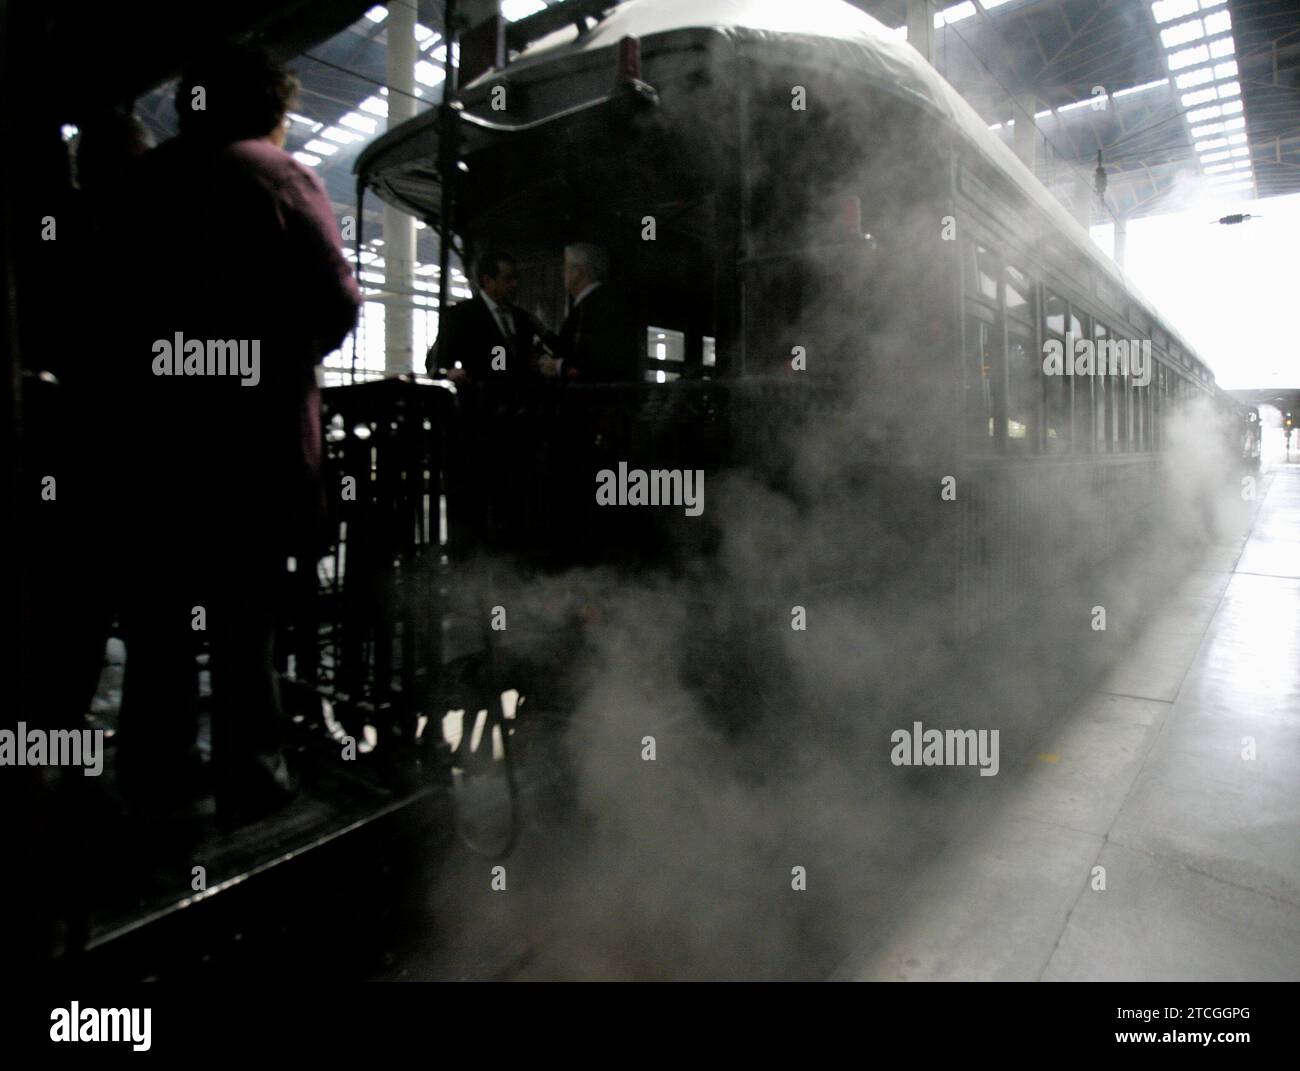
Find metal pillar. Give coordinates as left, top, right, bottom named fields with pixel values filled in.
left=1114, top=215, right=1128, bottom=269
left=383, top=0, right=418, bottom=376
left=907, top=0, right=937, bottom=66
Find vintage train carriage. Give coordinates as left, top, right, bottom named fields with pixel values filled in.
left=350, top=0, right=1238, bottom=652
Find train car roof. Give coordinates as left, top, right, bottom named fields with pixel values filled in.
left=357, top=0, right=1214, bottom=385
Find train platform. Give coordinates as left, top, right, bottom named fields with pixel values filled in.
left=838, top=464, right=1300, bottom=981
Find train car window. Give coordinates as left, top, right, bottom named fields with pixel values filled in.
left=1068, top=308, right=1084, bottom=338
left=644, top=327, right=687, bottom=385
left=975, top=245, right=999, bottom=302
left=1005, top=264, right=1031, bottom=319
left=964, top=308, right=998, bottom=452
left=1007, top=325, right=1037, bottom=450
left=1044, top=291, right=1067, bottom=336
left=646, top=326, right=686, bottom=364
left=702, top=336, right=716, bottom=369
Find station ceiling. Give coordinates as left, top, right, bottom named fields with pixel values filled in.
left=116, top=0, right=1298, bottom=229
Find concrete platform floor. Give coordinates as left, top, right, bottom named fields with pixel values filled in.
left=841, top=465, right=1300, bottom=981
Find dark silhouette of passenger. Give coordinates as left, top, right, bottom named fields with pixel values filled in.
left=424, top=249, right=550, bottom=383
left=105, top=44, right=360, bottom=820
left=548, top=243, right=638, bottom=383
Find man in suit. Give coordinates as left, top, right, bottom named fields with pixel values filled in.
left=542, top=243, right=639, bottom=384
left=425, top=249, right=547, bottom=383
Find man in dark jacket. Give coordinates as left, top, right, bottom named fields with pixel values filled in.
left=424, top=249, right=547, bottom=382
left=107, top=44, right=360, bottom=820
left=547, top=242, right=638, bottom=384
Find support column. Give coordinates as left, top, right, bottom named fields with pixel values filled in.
left=907, top=0, right=936, bottom=66
left=1114, top=214, right=1128, bottom=269
left=383, top=0, right=417, bottom=376
left=1012, top=94, right=1037, bottom=172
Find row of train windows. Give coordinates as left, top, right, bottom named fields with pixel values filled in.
left=966, top=245, right=1201, bottom=454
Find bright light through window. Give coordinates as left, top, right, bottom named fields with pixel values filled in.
left=1167, top=44, right=1210, bottom=70
left=339, top=112, right=378, bottom=135
left=501, top=0, right=548, bottom=19
left=1160, top=20, right=1203, bottom=47
left=414, top=60, right=446, bottom=87
left=1152, top=0, right=1197, bottom=23
left=364, top=5, right=386, bottom=22
left=1174, top=66, right=1214, bottom=88
left=1203, top=9, right=1231, bottom=34
left=322, top=126, right=362, bottom=145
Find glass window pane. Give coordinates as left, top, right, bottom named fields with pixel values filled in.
left=965, top=312, right=997, bottom=450
left=1045, top=291, right=1066, bottom=336
left=1007, top=326, right=1037, bottom=449
left=975, top=244, right=999, bottom=301
left=1005, top=264, right=1030, bottom=315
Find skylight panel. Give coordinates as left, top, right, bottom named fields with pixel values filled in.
left=322, top=126, right=362, bottom=145
left=1199, top=150, right=1230, bottom=162
left=1194, top=137, right=1228, bottom=151
left=1152, top=0, right=1197, bottom=23
left=1217, top=82, right=1240, bottom=98
left=358, top=95, right=388, bottom=118
left=1114, top=78, right=1168, bottom=97
left=1208, top=35, right=1235, bottom=58
left=1175, top=67, right=1214, bottom=88
left=501, top=0, right=547, bottom=20
left=1167, top=44, right=1210, bottom=70
left=1203, top=163, right=1234, bottom=174
left=1213, top=60, right=1238, bottom=78
left=1191, top=121, right=1225, bottom=137
left=415, top=60, right=446, bottom=87
left=292, top=151, right=321, bottom=167
left=364, top=5, right=387, bottom=22
left=1160, top=20, right=1203, bottom=48
left=1181, top=88, right=1216, bottom=106
left=1203, top=10, right=1230, bottom=34
left=1186, top=105, right=1222, bottom=123
left=303, top=139, right=338, bottom=156
left=339, top=112, right=378, bottom=135
left=935, top=2, right=976, bottom=27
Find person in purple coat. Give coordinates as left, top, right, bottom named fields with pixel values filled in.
left=105, top=43, right=361, bottom=820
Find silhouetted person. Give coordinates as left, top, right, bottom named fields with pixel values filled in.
left=106, top=44, right=360, bottom=820
left=425, top=249, right=550, bottom=383
left=546, top=243, right=638, bottom=383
